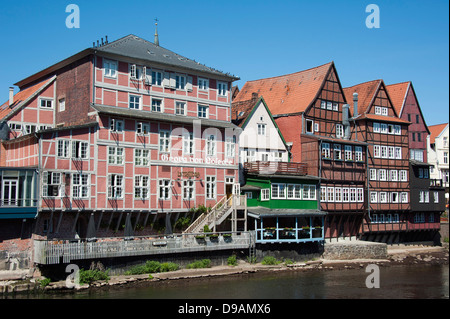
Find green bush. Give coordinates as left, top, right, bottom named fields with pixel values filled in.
left=37, top=277, right=51, bottom=288
left=227, top=255, right=238, bottom=266
left=124, top=261, right=180, bottom=275
left=79, top=268, right=110, bottom=285
left=186, top=259, right=211, bottom=269
left=160, top=262, right=179, bottom=272
left=261, top=256, right=281, bottom=265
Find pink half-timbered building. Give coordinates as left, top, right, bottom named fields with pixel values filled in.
left=1, top=34, right=240, bottom=251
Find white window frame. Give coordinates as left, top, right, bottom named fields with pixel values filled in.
left=198, top=78, right=209, bottom=91
left=306, top=119, right=314, bottom=134
left=322, top=143, right=331, bottom=159
left=151, top=98, right=163, bottom=112
left=303, top=185, right=316, bottom=200
left=136, top=122, right=150, bottom=135
left=343, top=188, right=350, bottom=202
left=198, top=105, right=209, bottom=118
left=206, top=176, right=216, bottom=200
left=175, top=74, right=186, bottom=90
left=370, top=191, right=378, bottom=203
left=175, top=101, right=186, bottom=115
left=344, top=145, right=352, bottom=161
left=336, top=124, right=344, bottom=138
left=183, top=132, right=194, bottom=156
left=374, top=106, right=382, bottom=115
left=357, top=188, right=364, bottom=202
left=39, top=98, right=53, bottom=109
left=434, top=191, right=439, bottom=203
left=57, top=140, right=70, bottom=158
left=370, top=169, right=377, bottom=181
left=271, top=183, right=286, bottom=199
left=320, top=186, right=327, bottom=202
left=395, top=147, right=402, bottom=159
left=59, top=98, right=65, bottom=112
left=103, top=59, right=118, bottom=78
left=334, top=144, right=342, bottom=160
left=206, top=134, right=216, bottom=157
left=110, top=118, right=124, bottom=132
left=379, top=192, right=387, bottom=203
left=134, top=175, right=149, bottom=199
left=401, top=192, right=408, bottom=203
left=159, top=130, right=171, bottom=153
left=374, top=145, right=380, bottom=158
left=217, top=81, right=228, bottom=97
left=261, top=189, right=270, bottom=201
left=72, top=173, right=89, bottom=198
left=355, top=146, right=363, bottom=162
left=183, top=180, right=195, bottom=200
left=108, top=174, right=124, bottom=199
left=134, top=149, right=150, bottom=166
left=373, top=122, right=380, bottom=133
left=129, top=95, right=141, bottom=110
left=108, top=146, right=124, bottom=165
left=43, top=172, right=62, bottom=197
left=327, top=187, right=334, bottom=202
left=335, top=187, right=342, bottom=202
left=257, top=123, right=266, bottom=136
left=72, top=141, right=89, bottom=159
left=158, top=179, right=171, bottom=200
left=152, top=70, right=163, bottom=86
left=399, top=170, right=407, bottom=182
left=225, top=136, right=236, bottom=158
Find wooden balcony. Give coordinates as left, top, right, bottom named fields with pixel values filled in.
left=244, top=161, right=308, bottom=176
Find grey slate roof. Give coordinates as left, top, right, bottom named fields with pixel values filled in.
left=96, top=34, right=239, bottom=81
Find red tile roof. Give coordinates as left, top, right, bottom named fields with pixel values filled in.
left=233, top=62, right=333, bottom=116
left=343, top=80, right=381, bottom=116
left=385, top=82, right=410, bottom=116
left=354, top=113, right=410, bottom=124
left=429, top=123, right=448, bottom=144
left=0, top=77, right=55, bottom=121
left=231, top=96, right=258, bottom=128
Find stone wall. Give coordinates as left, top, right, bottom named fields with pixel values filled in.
left=323, top=240, right=387, bottom=260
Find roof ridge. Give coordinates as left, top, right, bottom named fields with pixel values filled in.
left=343, top=78, right=382, bottom=89
left=244, top=61, right=332, bottom=83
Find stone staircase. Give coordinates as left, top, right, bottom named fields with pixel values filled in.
left=184, top=195, right=237, bottom=234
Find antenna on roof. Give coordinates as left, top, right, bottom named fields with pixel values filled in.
left=154, top=18, right=159, bottom=46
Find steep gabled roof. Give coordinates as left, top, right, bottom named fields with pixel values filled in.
left=429, top=123, right=448, bottom=144
left=233, top=62, right=333, bottom=116
left=343, top=79, right=382, bottom=116
left=0, top=76, right=56, bottom=121
left=231, top=96, right=290, bottom=153
left=386, top=81, right=430, bottom=134
left=385, top=81, right=410, bottom=116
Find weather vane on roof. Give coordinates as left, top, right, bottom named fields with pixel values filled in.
left=154, top=18, right=159, bottom=46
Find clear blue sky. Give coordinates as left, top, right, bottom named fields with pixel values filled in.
left=0, top=0, right=448, bottom=125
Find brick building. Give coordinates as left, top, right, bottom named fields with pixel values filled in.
left=0, top=34, right=241, bottom=268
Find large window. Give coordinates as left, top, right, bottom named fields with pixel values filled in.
left=271, top=183, right=286, bottom=199
left=134, top=176, right=149, bottom=199
left=134, top=149, right=150, bottom=166
left=322, top=143, right=331, bottom=159
left=72, top=173, right=89, bottom=198
left=183, top=132, right=194, bottom=155
left=217, top=82, right=228, bottom=96
left=108, top=174, right=123, bottom=198
left=159, top=179, right=171, bottom=200
left=206, top=134, right=216, bottom=156
left=72, top=141, right=89, bottom=159
left=206, top=176, right=216, bottom=199
left=108, top=147, right=124, bottom=165
left=183, top=180, right=195, bottom=200
left=198, top=105, right=209, bottom=118
left=159, top=130, right=171, bottom=153
left=129, top=95, right=141, bottom=109
left=103, top=59, right=117, bottom=78
left=43, top=172, right=62, bottom=197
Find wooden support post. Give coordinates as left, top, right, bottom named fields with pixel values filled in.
left=97, top=211, right=104, bottom=232
left=55, top=211, right=64, bottom=234
left=115, top=212, right=123, bottom=232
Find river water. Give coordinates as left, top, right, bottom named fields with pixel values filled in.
left=31, top=264, right=449, bottom=299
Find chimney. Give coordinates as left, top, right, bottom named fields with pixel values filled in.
left=342, top=104, right=350, bottom=139
left=353, top=93, right=359, bottom=118
left=251, top=92, right=258, bottom=100
left=9, top=87, right=14, bottom=107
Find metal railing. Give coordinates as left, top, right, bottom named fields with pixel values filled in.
left=33, top=231, right=253, bottom=265
left=0, top=198, right=39, bottom=208
left=244, top=161, right=308, bottom=175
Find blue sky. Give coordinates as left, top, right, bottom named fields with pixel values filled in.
left=0, top=0, right=448, bottom=125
